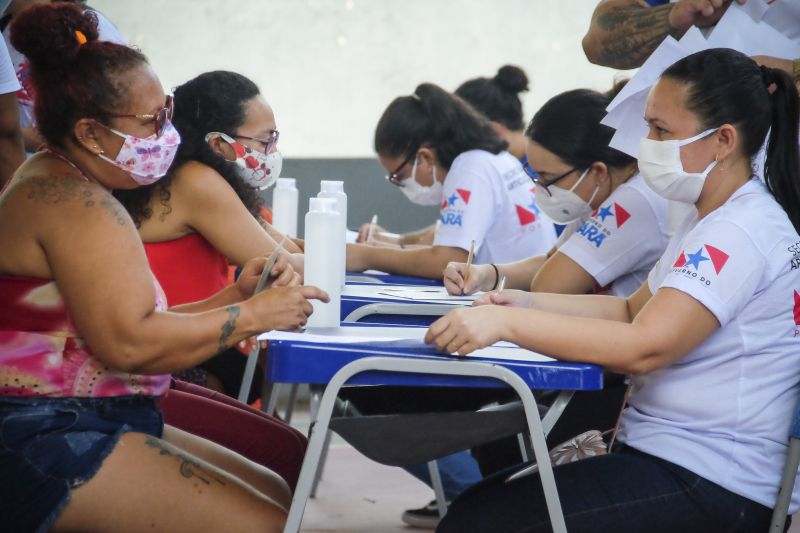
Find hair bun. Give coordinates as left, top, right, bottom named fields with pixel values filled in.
left=10, top=3, right=99, bottom=71
left=493, top=65, right=529, bottom=94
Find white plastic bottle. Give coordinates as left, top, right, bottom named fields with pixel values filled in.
left=271, top=177, right=299, bottom=237
left=318, top=180, right=348, bottom=288
left=304, top=197, right=341, bottom=328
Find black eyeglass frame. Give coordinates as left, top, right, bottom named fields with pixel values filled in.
left=527, top=166, right=580, bottom=196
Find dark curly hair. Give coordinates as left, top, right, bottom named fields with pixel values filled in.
left=10, top=2, right=147, bottom=148
left=115, top=71, right=265, bottom=226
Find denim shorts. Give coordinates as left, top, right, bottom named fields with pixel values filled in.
left=0, top=395, right=163, bottom=533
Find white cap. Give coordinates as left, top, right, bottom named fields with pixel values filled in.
left=320, top=180, right=344, bottom=193
left=309, top=197, right=337, bottom=212
left=276, top=177, right=296, bottom=188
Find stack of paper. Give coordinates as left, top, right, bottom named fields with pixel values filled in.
left=602, top=0, right=800, bottom=160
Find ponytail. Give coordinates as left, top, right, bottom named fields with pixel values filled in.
left=374, top=83, right=507, bottom=169
left=762, top=67, right=800, bottom=233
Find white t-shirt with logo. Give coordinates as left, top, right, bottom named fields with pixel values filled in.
left=433, top=150, right=557, bottom=264
left=619, top=179, right=800, bottom=511
left=558, top=173, right=669, bottom=297
left=0, top=37, right=18, bottom=95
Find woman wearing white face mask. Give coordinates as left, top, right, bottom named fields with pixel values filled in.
left=116, top=71, right=303, bottom=400
left=432, top=48, right=800, bottom=533
left=445, top=86, right=669, bottom=299
left=346, top=83, right=557, bottom=279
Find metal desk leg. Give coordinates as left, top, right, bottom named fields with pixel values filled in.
left=282, top=357, right=567, bottom=533
left=283, top=383, right=300, bottom=424
left=428, top=460, right=448, bottom=518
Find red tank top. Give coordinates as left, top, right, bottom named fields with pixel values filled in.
left=144, top=233, right=229, bottom=306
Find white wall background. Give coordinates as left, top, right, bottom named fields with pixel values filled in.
left=92, top=0, right=621, bottom=158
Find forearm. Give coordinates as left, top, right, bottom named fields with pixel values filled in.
left=527, top=292, right=631, bottom=322
left=263, top=222, right=302, bottom=253
left=501, top=306, right=652, bottom=374
left=400, top=223, right=436, bottom=246
left=101, top=302, right=261, bottom=375
left=497, top=255, right=546, bottom=290
left=583, top=0, right=676, bottom=69
left=0, top=131, right=25, bottom=187
left=361, top=245, right=467, bottom=279
left=170, top=284, right=243, bottom=314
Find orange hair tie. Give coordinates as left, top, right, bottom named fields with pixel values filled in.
left=75, top=30, right=87, bottom=45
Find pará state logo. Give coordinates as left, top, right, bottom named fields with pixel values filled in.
left=514, top=187, right=541, bottom=226
left=671, top=244, right=729, bottom=286
left=440, top=188, right=471, bottom=227
left=793, top=290, right=800, bottom=338
left=576, top=202, right=631, bottom=248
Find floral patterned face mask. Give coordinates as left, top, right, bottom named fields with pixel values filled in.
left=205, top=131, right=282, bottom=190
left=96, top=121, right=181, bottom=186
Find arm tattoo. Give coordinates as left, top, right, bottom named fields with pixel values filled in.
left=595, top=4, right=675, bottom=69
left=25, top=174, right=129, bottom=225
left=219, top=305, right=241, bottom=351
left=144, top=435, right=227, bottom=487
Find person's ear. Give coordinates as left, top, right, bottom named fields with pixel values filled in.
left=206, top=133, right=236, bottom=161
left=714, top=124, right=738, bottom=163
left=417, top=146, right=437, bottom=167
left=73, top=119, right=105, bottom=156
left=589, top=161, right=610, bottom=186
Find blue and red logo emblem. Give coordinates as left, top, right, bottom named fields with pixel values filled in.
left=672, top=244, right=729, bottom=274
left=592, top=202, right=631, bottom=228
left=440, top=188, right=471, bottom=227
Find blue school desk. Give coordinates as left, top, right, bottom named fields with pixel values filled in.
left=262, top=326, right=603, bottom=533
left=341, top=283, right=467, bottom=326
left=346, top=271, right=443, bottom=286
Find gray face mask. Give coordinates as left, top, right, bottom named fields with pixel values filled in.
left=638, top=128, right=718, bottom=204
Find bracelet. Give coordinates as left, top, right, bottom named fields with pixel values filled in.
left=490, top=263, right=500, bottom=290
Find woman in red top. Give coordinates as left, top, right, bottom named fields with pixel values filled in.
left=116, top=71, right=303, bottom=397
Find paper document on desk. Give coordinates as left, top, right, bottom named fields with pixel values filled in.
left=376, top=287, right=479, bottom=303
left=260, top=328, right=555, bottom=363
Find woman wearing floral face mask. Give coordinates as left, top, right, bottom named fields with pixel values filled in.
left=115, top=71, right=303, bottom=399
left=0, top=5, right=329, bottom=531
left=432, top=48, right=800, bottom=533
left=445, top=85, right=670, bottom=299
left=346, top=83, right=557, bottom=279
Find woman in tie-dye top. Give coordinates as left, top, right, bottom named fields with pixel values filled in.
left=0, top=4, right=327, bottom=533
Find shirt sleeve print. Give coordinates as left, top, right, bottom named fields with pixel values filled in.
left=434, top=170, right=495, bottom=253
left=559, top=185, right=662, bottom=287
left=656, top=219, right=765, bottom=327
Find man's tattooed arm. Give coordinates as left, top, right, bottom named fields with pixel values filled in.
left=584, top=2, right=676, bottom=70
left=219, top=305, right=241, bottom=351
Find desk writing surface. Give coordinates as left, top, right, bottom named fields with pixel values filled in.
left=262, top=327, right=603, bottom=391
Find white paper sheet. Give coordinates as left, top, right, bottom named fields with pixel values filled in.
left=342, top=283, right=477, bottom=304
left=601, top=1, right=798, bottom=159
left=260, top=327, right=556, bottom=363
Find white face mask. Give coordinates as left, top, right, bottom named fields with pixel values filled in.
left=638, top=128, right=717, bottom=204
left=535, top=168, right=599, bottom=224
left=205, top=132, right=282, bottom=190
left=399, top=157, right=443, bottom=206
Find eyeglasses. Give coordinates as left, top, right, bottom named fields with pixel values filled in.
left=234, top=130, right=280, bottom=154
left=107, top=94, right=174, bottom=138
left=528, top=167, right=578, bottom=197
left=385, top=151, right=416, bottom=186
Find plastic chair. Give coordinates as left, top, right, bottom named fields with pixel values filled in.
left=769, top=402, right=800, bottom=532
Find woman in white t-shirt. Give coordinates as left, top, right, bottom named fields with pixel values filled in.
left=432, top=48, right=800, bottom=533
left=345, top=83, right=557, bottom=279
left=445, top=87, right=669, bottom=298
